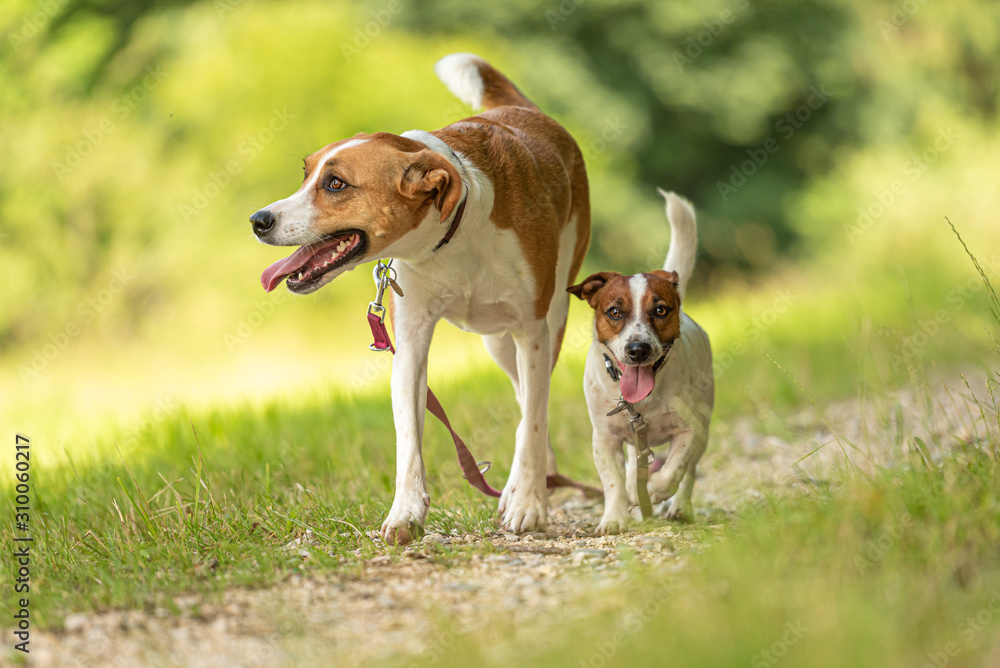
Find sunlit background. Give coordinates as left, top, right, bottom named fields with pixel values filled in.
left=3, top=0, right=999, bottom=463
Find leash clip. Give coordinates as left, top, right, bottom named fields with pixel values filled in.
left=629, top=411, right=648, bottom=436
left=367, top=259, right=394, bottom=350
left=607, top=397, right=641, bottom=421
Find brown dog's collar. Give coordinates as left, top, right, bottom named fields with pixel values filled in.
left=433, top=139, right=468, bottom=252
left=434, top=190, right=467, bottom=251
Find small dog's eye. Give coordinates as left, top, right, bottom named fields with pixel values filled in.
left=655, top=305, right=670, bottom=317
left=326, top=177, right=347, bottom=191
left=607, top=307, right=622, bottom=320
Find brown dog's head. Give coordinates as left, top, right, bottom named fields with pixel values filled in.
left=568, top=270, right=682, bottom=402
left=252, top=132, right=463, bottom=294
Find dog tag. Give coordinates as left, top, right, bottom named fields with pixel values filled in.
left=388, top=276, right=404, bottom=297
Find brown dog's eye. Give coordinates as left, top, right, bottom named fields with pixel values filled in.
left=655, top=305, right=671, bottom=318
left=606, top=306, right=623, bottom=320
left=326, top=177, right=347, bottom=191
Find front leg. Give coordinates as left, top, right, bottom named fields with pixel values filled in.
left=499, top=321, right=551, bottom=533
left=593, top=431, right=631, bottom=534
left=648, top=430, right=694, bottom=505
left=380, top=305, right=438, bottom=546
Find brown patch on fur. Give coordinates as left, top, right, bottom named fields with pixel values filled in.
left=641, top=272, right=682, bottom=344
left=473, top=59, right=539, bottom=110
left=299, top=133, right=462, bottom=258
left=569, top=272, right=631, bottom=346
left=566, top=271, right=620, bottom=308
left=434, top=105, right=589, bottom=320
left=650, top=269, right=679, bottom=288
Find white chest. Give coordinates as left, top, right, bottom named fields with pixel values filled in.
left=396, top=225, right=538, bottom=336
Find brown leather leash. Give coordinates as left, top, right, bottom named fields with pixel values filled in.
left=607, top=398, right=654, bottom=519
left=366, top=259, right=602, bottom=500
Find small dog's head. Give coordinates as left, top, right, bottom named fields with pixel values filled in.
left=251, top=132, right=462, bottom=294
left=568, top=270, right=682, bottom=402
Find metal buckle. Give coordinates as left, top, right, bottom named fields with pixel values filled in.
left=463, top=461, right=491, bottom=481
left=637, top=448, right=654, bottom=467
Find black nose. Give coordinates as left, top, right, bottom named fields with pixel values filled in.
left=626, top=341, right=652, bottom=364
left=250, top=209, right=276, bottom=236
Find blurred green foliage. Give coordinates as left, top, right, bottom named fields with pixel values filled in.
left=2, top=0, right=999, bottom=418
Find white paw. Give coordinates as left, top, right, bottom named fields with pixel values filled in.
left=380, top=493, right=429, bottom=546
left=499, top=476, right=547, bottom=533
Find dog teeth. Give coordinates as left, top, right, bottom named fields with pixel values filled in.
left=336, top=241, right=348, bottom=252
left=297, top=271, right=305, bottom=280
left=322, top=261, right=330, bottom=267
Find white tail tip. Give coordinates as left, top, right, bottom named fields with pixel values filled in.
left=435, top=53, right=485, bottom=110
left=657, top=188, right=695, bottom=223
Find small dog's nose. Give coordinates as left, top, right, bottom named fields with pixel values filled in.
left=626, top=341, right=652, bottom=364
left=250, top=209, right=276, bottom=236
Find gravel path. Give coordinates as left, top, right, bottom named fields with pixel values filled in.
left=22, top=377, right=989, bottom=668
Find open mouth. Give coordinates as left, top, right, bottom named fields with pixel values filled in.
left=613, top=340, right=674, bottom=404
left=260, top=230, right=368, bottom=293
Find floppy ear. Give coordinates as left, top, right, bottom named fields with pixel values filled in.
left=567, top=272, right=620, bottom=308
left=399, top=150, right=462, bottom=222
left=651, top=270, right=679, bottom=289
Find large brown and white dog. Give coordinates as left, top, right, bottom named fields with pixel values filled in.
left=568, top=192, right=713, bottom=533
left=250, top=54, right=590, bottom=544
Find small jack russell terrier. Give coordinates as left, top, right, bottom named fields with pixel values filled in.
left=568, top=191, right=713, bottom=533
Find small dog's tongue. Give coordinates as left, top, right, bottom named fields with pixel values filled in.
left=620, top=364, right=656, bottom=403
left=260, top=246, right=316, bottom=292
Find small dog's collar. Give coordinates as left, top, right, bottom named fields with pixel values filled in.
left=603, top=354, right=621, bottom=382
left=653, top=340, right=674, bottom=374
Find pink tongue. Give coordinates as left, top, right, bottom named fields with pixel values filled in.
left=260, top=244, right=321, bottom=292
left=620, top=364, right=656, bottom=403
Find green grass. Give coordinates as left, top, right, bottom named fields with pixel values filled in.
left=417, top=456, right=1000, bottom=668
left=14, top=378, right=536, bottom=626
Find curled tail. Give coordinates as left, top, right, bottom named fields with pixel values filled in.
left=435, top=53, right=537, bottom=111
left=657, top=188, right=698, bottom=301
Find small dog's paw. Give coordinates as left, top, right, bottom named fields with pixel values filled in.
left=380, top=495, right=429, bottom=546
left=664, top=497, right=693, bottom=523
left=499, top=480, right=547, bottom=533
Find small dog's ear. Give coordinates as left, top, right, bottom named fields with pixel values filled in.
left=651, top=270, right=680, bottom=289
left=567, top=272, right=620, bottom=308
left=399, top=150, right=462, bottom=222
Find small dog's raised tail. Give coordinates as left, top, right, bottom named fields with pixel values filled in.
left=657, top=189, right=698, bottom=301
left=435, top=53, right=537, bottom=112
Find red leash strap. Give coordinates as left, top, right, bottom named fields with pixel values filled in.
left=368, top=312, right=501, bottom=497
left=367, top=312, right=603, bottom=499
left=368, top=311, right=395, bottom=354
